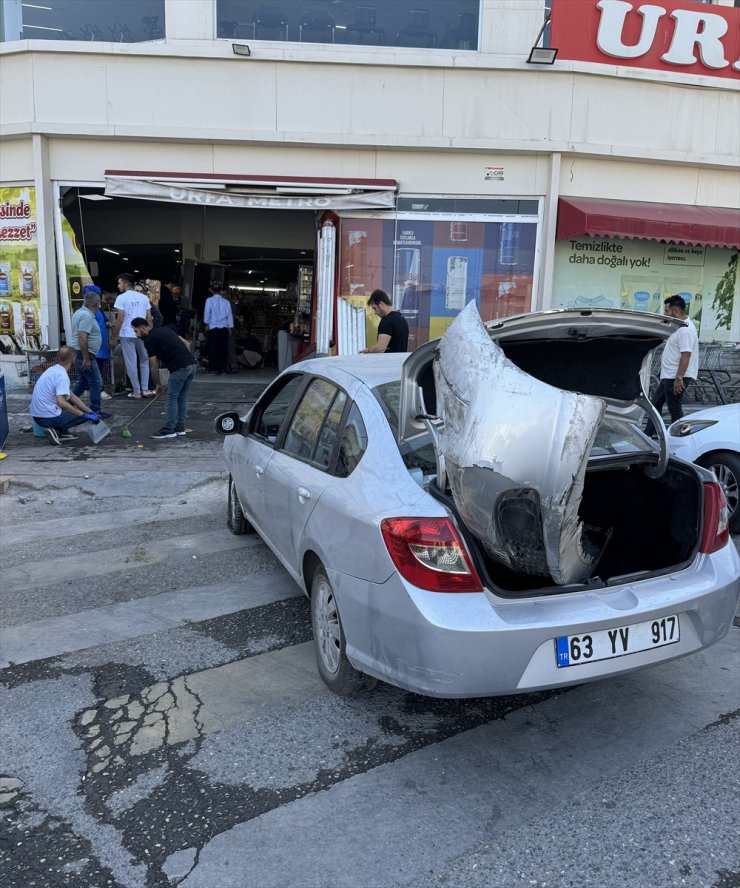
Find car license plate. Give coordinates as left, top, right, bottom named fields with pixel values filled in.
left=555, top=614, right=680, bottom=668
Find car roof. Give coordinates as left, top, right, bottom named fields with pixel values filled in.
left=294, top=353, right=407, bottom=388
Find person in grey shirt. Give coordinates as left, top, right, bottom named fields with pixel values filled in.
left=71, top=287, right=106, bottom=416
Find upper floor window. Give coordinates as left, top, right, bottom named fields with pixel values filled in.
left=1, top=0, right=165, bottom=43
left=216, top=0, right=480, bottom=50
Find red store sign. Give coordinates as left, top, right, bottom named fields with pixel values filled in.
left=550, top=0, right=740, bottom=81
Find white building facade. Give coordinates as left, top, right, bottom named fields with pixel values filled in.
left=0, top=0, right=738, bottom=360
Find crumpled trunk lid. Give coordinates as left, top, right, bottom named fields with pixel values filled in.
left=399, top=303, right=683, bottom=585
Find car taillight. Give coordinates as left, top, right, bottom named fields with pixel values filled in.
left=381, top=517, right=483, bottom=592
left=699, top=482, right=730, bottom=554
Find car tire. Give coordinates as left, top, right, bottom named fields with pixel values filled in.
left=310, top=566, right=376, bottom=695
left=698, top=451, right=740, bottom=533
left=227, top=475, right=254, bottom=535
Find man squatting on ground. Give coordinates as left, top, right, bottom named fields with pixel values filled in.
left=30, top=346, right=100, bottom=445
left=644, top=294, right=699, bottom=438
left=132, top=318, right=197, bottom=440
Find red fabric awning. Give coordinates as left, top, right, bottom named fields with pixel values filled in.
left=557, top=197, right=740, bottom=250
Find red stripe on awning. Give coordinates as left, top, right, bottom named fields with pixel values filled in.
left=557, top=197, right=740, bottom=250
left=104, top=170, right=398, bottom=190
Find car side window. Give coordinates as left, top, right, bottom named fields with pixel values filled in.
left=314, top=390, right=347, bottom=469
left=282, top=379, right=338, bottom=461
left=336, top=404, right=368, bottom=478
left=252, top=375, right=305, bottom=443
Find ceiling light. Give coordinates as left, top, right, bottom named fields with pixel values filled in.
left=22, top=23, right=63, bottom=31
left=102, top=248, right=120, bottom=255
left=80, top=194, right=113, bottom=201
left=123, top=257, right=129, bottom=261
left=232, top=43, right=251, bottom=56
left=22, top=3, right=53, bottom=9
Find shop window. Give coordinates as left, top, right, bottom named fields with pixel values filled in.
left=337, top=206, right=540, bottom=352
left=216, top=0, right=480, bottom=50
left=2, top=0, right=165, bottom=43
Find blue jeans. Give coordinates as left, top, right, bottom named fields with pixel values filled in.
left=164, top=364, right=196, bottom=432
left=33, top=411, right=89, bottom=431
left=73, top=353, right=103, bottom=413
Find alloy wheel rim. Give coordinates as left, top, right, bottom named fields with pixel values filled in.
left=315, top=578, right=341, bottom=674
left=710, top=464, right=739, bottom=516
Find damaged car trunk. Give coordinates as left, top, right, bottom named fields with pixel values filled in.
left=398, top=303, right=703, bottom=595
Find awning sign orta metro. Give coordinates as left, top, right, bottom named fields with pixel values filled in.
left=104, top=177, right=397, bottom=211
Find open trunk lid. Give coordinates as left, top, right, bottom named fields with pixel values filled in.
left=398, top=304, right=684, bottom=585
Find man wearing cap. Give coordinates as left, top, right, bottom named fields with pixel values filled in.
left=644, top=294, right=699, bottom=437
left=71, top=286, right=107, bottom=417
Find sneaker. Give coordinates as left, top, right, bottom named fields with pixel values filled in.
left=101, top=391, right=112, bottom=401
left=151, top=429, right=177, bottom=440
left=175, top=430, right=187, bottom=436
left=127, top=392, right=142, bottom=399
left=58, top=432, right=78, bottom=441
left=44, top=427, right=61, bottom=446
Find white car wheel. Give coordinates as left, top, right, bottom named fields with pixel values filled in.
left=699, top=452, right=740, bottom=533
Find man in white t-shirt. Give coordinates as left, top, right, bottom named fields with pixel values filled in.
left=30, top=346, right=99, bottom=445
left=644, top=294, right=699, bottom=437
left=111, top=273, right=153, bottom=398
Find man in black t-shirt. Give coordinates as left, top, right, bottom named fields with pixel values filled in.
left=132, top=318, right=197, bottom=440
left=359, top=289, right=409, bottom=354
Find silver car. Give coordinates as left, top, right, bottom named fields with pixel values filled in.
left=216, top=305, right=739, bottom=698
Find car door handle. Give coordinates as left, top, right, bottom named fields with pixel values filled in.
left=255, top=466, right=264, bottom=477
left=297, top=486, right=311, bottom=501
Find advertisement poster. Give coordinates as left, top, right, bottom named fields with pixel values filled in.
left=59, top=213, right=94, bottom=344
left=338, top=217, right=537, bottom=350
left=0, top=186, right=41, bottom=344
left=552, top=237, right=740, bottom=342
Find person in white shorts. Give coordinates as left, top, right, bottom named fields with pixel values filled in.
left=112, top=273, right=153, bottom=398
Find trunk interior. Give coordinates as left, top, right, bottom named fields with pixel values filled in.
left=434, top=460, right=703, bottom=596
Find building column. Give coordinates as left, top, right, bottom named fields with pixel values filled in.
left=537, top=151, right=561, bottom=311
left=31, top=134, right=59, bottom=348
left=165, top=0, right=214, bottom=41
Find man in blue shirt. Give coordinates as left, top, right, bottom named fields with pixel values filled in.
left=203, top=285, right=233, bottom=375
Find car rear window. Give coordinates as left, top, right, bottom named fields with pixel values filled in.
left=373, top=381, right=436, bottom=475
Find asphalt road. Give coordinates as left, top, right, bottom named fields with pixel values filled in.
left=1, top=377, right=739, bottom=888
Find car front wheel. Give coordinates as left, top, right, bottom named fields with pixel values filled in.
left=227, top=475, right=254, bottom=535
left=310, top=566, right=376, bottom=695
left=699, top=451, right=740, bottom=533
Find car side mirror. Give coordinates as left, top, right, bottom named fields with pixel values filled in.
left=214, top=411, right=243, bottom=436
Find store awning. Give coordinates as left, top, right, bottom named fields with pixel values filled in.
left=557, top=197, right=740, bottom=250
left=104, top=171, right=397, bottom=211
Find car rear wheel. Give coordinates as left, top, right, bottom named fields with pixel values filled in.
left=698, top=451, right=740, bottom=533
left=227, top=475, right=253, bottom=535
left=310, top=566, right=376, bottom=695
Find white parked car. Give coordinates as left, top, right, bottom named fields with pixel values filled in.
left=216, top=305, right=739, bottom=698
left=667, top=403, right=740, bottom=533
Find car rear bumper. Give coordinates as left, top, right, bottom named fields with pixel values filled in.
left=329, top=543, right=740, bottom=698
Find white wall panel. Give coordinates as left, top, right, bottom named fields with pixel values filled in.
left=0, top=139, right=34, bottom=181
left=275, top=63, right=444, bottom=138
left=48, top=140, right=216, bottom=180
left=31, top=55, right=108, bottom=126
left=0, top=54, right=33, bottom=125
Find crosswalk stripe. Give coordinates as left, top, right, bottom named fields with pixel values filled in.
left=2, top=529, right=261, bottom=595
left=0, top=570, right=300, bottom=667
left=1, top=502, right=221, bottom=546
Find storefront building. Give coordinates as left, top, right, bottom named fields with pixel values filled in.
left=0, top=0, right=738, bottom=374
